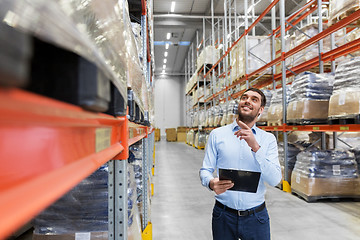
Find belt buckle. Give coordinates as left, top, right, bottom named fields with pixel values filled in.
left=237, top=210, right=249, bottom=217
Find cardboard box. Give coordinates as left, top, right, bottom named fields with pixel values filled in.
left=287, top=100, right=329, bottom=122
left=177, top=132, right=187, bottom=142
left=177, top=126, right=187, bottom=133
left=291, top=172, right=360, bottom=197
left=166, top=128, right=177, bottom=142
left=33, top=232, right=108, bottom=240
left=154, top=128, right=160, bottom=142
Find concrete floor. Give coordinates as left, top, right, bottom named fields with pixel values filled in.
left=151, top=140, right=360, bottom=240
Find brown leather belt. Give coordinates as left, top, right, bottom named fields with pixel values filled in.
left=215, top=200, right=266, bottom=217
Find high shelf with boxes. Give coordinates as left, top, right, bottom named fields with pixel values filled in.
left=0, top=0, right=154, bottom=239
left=185, top=0, right=360, bottom=202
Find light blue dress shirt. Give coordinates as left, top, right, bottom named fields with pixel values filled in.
left=200, top=120, right=281, bottom=210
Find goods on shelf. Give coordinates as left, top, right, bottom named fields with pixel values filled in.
left=186, top=73, right=198, bottom=94
left=257, top=90, right=273, bottom=125
left=187, top=130, right=195, bottom=145
left=267, top=86, right=290, bottom=126
left=333, top=132, right=360, bottom=173
left=329, top=0, right=360, bottom=25
left=287, top=72, right=334, bottom=124
left=199, top=110, right=206, bottom=127
left=278, top=142, right=301, bottom=184
left=292, top=23, right=331, bottom=67
left=194, top=131, right=207, bottom=149
left=0, top=0, right=150, bottom=114
left=207, top=107, right=215, bottom=127
left=193, top=112, right=198, bottom=127
left=213, top=105, right=223, bottom=127
left=231, top=36, right=271, bottom=82
left=196, top=45, right=220, bottom=72
left=291, top=149, right=360, bottom=200
left=0, top=22, right=32, bottom=87
left=328, top=57, right=360, bottom=120
left=32, top=165, right=109, bottom=239
left=226, top=100, right=239, bottom=125
left=127, top=148, right=143, bottom=240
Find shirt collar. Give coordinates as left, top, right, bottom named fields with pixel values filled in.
left=231, top=119, right=257, bottom=135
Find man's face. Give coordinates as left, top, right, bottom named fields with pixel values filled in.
left=237, top=91, right=264, bottom=123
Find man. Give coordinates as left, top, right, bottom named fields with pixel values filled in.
left=200, top=88, right=281, bottom=240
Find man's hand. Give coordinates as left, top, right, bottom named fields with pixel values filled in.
left=234, top=120, right=260, bottom=152
left=210, top=178, right=234, bottom=195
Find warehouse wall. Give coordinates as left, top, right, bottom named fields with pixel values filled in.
left=154, top=75, right=185, bottom=136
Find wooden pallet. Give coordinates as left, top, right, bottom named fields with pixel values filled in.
left=287, top=118, right=328, bottom=125
left=330, top=4, right=360, bottom=26
left=291, top=189, right=360, bottom=203
left=328, top=114, right=360, bottom=125
left=267, top=120, right=283, bottom=126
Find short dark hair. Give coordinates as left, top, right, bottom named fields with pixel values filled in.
left=242, top=88, right=266, bottom=107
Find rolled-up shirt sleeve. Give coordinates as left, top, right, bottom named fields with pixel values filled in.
left=252, top=133, right=282, bottom=187
left=199, top=130, right=217, bottom=191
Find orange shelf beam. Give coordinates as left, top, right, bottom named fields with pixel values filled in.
left=0, top=88, right=130, bottom=239
left=258, top=124, right=360, bottom=132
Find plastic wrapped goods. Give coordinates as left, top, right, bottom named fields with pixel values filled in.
left=196, top=46, right=220, bottom=72
left=278, top=143, right=301, bottom=184
left=329, top=0, right=360, bottom=25
left=328, top=57, right=360, bottom=118
left=267, top=86, right=290, bottom=126
left=231, top=36, right=271, bottom=82
left=33, top=165, right=109, bottom=235
left=287, top=72, right=334, bottom=123
left=291, top=149, right=360, bottom=198
left=225, top=100, right=238, bottom=125
left=195, top=131, right=207, bottom=149
left=257, top=90, right=273, bottom=124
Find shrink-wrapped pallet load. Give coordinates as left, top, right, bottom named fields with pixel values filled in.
left=328, top=57, right=360, bottom=121
left=287, top=72, right=334, bottom=124
left=278, top=142, right=301, bottom=185
left=291, top=149, right=360, bottom=201
left=230, top=36, right=271, bottom=83
left=226, top=100, right=239, bottom=124
left=329, top=0, right=360, bottom=25
left=257, top=90, right=273, bottom=125
left=196, top=46, right=220, bottom=72
left=267, top=87, right=290, bottom=126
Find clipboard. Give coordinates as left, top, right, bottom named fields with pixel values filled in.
left=219, top=168, right=261, bottom=193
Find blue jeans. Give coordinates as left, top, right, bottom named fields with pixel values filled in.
left=212, top=203, right=270, bottom=240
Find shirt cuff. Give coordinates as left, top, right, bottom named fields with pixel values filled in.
left=251, top=144, right=266, bottom=166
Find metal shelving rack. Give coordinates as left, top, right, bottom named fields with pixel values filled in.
left=184, top=0, right=360, bottom=190
left=0, top=0, right=154, bottom=239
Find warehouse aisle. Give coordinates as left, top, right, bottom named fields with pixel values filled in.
left=152, top=140, right=360, bottom=240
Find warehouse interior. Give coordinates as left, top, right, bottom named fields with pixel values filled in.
left=1, top=0, right=360, bottom=240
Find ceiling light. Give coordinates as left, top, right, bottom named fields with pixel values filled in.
left=163, top=65, right=166, bottom=69
left=165, top=43, right=169, bottom=49
left=164, top=59, right=167, bottom=63
left=171, top=2, right=176, bottom=12
left=164, top=52, right=168, bottom=57
left=167, top=32, right=171, bottom=40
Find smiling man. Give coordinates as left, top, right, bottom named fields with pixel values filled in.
left=199, top=88, right=281, bottom=240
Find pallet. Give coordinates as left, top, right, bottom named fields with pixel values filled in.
left=330, top=4, right=360, bottom=26
left=287, top=118, right=328, bottom=125
left=267, top=120, right=283, bottom=126
left=256, top=121, right=268, bottom=126
left=328, top=114, right=360, bottom=125
left=291, top=189, right=360, bottom=203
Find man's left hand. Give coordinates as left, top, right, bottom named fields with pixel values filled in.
left=234, top=120, right=260, bottom=152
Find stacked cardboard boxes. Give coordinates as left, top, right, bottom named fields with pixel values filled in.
left=165, top=128, right=177, bottom=142
left=177, top=127, right=187, bottom=142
